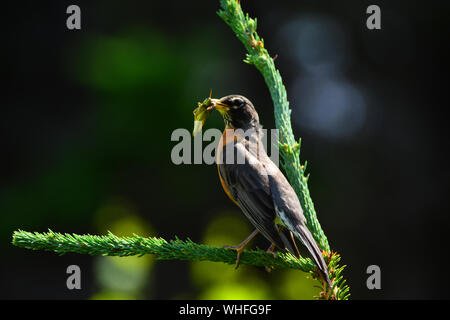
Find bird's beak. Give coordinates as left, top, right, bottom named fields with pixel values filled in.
left=211, top=99, right=230, bottom=114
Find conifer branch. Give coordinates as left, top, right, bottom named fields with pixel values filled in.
left=12, top=229, right=316, bottom=272
left=12, top=229, right=349, bottom=300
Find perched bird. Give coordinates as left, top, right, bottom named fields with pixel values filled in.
left=199, top=94, right=331, bottom=287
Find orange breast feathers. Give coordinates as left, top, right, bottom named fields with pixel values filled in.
left=216, top=127, right=240, bottom=206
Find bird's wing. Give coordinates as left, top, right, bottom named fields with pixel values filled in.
left=268, top=170, right=331, bottom=286
left=218, top=143, right=289, bottom=250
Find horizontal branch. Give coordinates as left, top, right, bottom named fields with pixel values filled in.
left=12, top=230, right=316, bottom=273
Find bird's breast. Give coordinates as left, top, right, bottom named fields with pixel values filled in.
left=216, top=126, right=240, bottom=206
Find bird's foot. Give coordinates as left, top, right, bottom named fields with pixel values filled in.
left=264, top=243, right=277, bottom=272
left=222, top=245, right=245, bottom=269
left=222, top=229, right=259, bottom=270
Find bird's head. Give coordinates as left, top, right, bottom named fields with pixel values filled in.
left=211, top=95, right=260, bottom=130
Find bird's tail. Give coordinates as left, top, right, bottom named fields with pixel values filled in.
left=294, top=224, right=332, bottom=288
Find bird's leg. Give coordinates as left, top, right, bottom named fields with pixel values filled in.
left=265, top=226, right=284, bottom=272
left=289, top=231, right=301, bottom=258
left=265, top=225, right=284, bottom=254
left=265, top=243, right=278, bottom=273
left=223, top=229, right=259, bottom=269
left=266, top=243, right=276, bottom=254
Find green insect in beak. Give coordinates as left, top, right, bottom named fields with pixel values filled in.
left=192, top=97, right=214, bottom=136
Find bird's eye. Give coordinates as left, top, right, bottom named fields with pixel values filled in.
left=232, top=98, right=245, bottom=108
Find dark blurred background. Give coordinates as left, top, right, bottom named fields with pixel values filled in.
left=1, top=0, right=448, bottom=299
